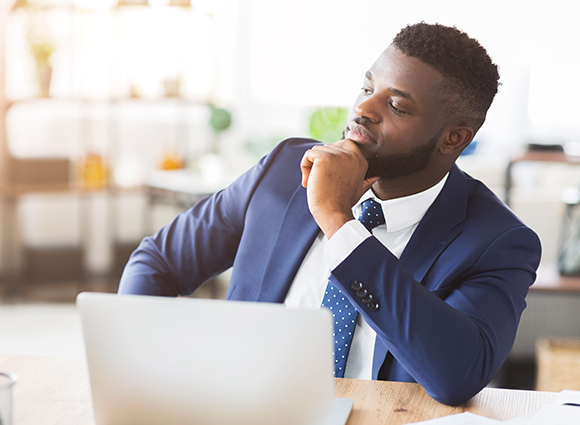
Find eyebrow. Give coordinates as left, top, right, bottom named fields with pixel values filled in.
left=365, top=70, right=416, bottom=104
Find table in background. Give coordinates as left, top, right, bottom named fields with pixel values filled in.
left=532, top=262, right=580, bottom=292
left=145, top=169, right=237, bottom=211
left=0, top=352, right=558, bottom=425
left=504, top=150, right=580, bottom=206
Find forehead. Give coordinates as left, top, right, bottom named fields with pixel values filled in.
left=367, top=45, right=445, bottom=105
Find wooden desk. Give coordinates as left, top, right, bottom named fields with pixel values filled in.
left=336, top=379, right=557, bottom=424
left=0, top=353, right=558, bottom=425
left=0, top=353, right=94, bottom=425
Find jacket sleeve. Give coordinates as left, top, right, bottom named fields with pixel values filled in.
left=118, top=140, right=293, bottom=296
left=330, top=225, right=541, bottom=406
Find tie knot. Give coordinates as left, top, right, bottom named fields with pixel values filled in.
left=358, top=199, right=385, bottom=232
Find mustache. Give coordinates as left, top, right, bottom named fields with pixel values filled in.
left=354, top=116, right=373, bottom=128
left=344, top=116, right=378, bottom=142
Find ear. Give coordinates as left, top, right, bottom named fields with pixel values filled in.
left=439, top=126, right=474, bottom=156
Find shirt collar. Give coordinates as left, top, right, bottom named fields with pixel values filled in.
left=354, top=173, right=449, bottom=233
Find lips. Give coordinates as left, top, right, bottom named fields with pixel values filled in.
left=346, top=122, right=376, bottom=145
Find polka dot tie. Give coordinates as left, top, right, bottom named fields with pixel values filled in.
left=322, top=199, right=385, bottom=377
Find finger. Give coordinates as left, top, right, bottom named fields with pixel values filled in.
left=334, top=140, right=367, bottom=166
left=311, top=143, right=348, bottom=155
left=336, top=138, right=363, bottom=154
left=300, top=150, right=316, bottom=187
left=301, top=167, right=310, bottom=188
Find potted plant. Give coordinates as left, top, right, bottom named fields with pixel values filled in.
left=28, top=37, right=54, bottom=97
left=12, top=0, right=56, bottom=97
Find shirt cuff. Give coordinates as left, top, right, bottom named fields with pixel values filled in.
left=325, top=220, right=371, bottom=271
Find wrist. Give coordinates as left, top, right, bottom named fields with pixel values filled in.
left=317, top=211, right=354, bottom=239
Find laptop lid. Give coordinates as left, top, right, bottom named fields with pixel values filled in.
left=77, top=292, right=340, bottom=425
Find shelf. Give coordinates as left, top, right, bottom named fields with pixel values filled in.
left=0, top=0, right=221, bottom=285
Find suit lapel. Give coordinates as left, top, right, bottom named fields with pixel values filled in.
left=256, top=185, right=320, bottom=303
left=373, top=165, right=469, bottom=378
left=400, top=164, right=468, bottom=285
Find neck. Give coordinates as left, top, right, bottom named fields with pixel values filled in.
left=371, top=166, right=451, bottom=201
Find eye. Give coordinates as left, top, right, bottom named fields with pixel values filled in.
left=360, top=87, right=372, bottom=95
left=389, top=102, right=407, bottom=115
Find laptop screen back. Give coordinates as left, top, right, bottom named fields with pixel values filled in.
left=77, top=292, right=334, bottom=425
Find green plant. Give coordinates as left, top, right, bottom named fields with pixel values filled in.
left=308, top=107, right=349, bottom=143
left=209, top=105, right=232, bottom=133
left=207, top=104, right=232, bottom=153
left=28, top=37, right=54, bottom=68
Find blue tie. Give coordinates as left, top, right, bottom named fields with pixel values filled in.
left=322, top=199, right=385, bottom=377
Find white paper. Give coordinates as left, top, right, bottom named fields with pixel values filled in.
left=555, top=390, right=580, bottom=406
left=521, top=390, right=580, bottom=425
left=528, top=404, right=580, bottom=425
left=409, top=412, right=501, bottom=424
left=409, top=390, right=580, bottom=425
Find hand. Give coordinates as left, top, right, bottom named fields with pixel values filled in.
left=301, top=140, right=378, bottom=238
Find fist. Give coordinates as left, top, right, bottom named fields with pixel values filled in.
left=300, top=140, right=378, bottom=238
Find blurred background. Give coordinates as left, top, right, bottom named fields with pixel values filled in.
left=1, top=0, right=580, bottom=391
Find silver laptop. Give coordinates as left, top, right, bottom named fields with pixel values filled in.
left=77, top=292, right=353, bottom=425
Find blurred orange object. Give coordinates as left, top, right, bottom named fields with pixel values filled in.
left=160, top=151, right=184, bottom=170
left=79, top=153, right=109, bottom=189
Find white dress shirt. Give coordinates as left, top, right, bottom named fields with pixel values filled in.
left=284, top=174, right=448, bottom=379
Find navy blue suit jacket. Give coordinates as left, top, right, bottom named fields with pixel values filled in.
left=119, top=138, right=541, bottom=405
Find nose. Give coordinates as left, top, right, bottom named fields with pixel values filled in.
left=354, top=95, right=382, bottom=123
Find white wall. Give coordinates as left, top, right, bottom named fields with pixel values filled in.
left=227, top=0, right=580, bottom=159
left=4, top=0, right=580, bottom=274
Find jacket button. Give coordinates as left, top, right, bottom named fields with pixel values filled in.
left=351, top=281, right=363, bottom=291
left=368, top=302, right=379, bottom=311
left=363, top=294, right=374, bottom=304
left=356, top=288, right=368, bottom=298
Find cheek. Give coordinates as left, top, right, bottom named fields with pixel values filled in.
left=376, top=120, right=429, bottom=152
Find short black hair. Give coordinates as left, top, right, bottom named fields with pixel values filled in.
left=392, top=22, right=499, bottom=130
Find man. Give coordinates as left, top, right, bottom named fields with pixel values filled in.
left=119, top=23, right=541, bottom=406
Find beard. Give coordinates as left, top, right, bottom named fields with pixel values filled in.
left=364, top=133, right=439, bottom=180
left=342, top=124, right=442, bottom=180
